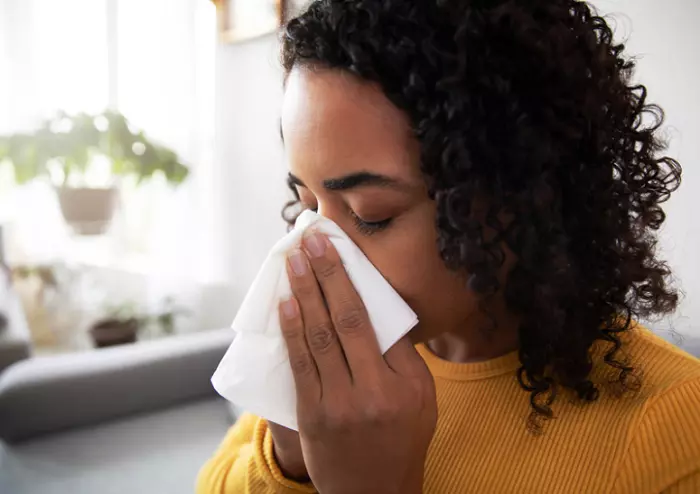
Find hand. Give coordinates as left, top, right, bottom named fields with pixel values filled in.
left=268, top=422, right=308, bottom=481
left=278, top=230, right=437, bottom=494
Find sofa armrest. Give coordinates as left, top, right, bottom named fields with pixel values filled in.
left=0, top=328, right=233, bottom=443
left=0, top=291, right=32, bottom=373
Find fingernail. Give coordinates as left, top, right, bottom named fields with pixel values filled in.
left=281, top=298, right=298, bottom=319
left=288, top=249, right=307, bottom=276
left=303, top=230, right=326, bottom=258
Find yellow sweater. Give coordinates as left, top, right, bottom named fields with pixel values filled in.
left=197, top=326, right=700, bottom=493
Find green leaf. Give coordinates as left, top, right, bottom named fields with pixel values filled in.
left=0, top=110, right=189, bottom=187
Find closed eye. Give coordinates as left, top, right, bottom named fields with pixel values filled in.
left=349, top=210, right=392, bottom=235
left=305, top=206, right=392, bottom=235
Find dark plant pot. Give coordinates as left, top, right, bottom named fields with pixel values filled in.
left=57, top=186, right=118, bottom=235
left=89, top=318, right=139, bottom=348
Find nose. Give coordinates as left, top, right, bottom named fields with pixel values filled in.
left=314, top=202, right=342, bottom=229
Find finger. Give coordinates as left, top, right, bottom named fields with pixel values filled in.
left=383, top=336, right=427, bottom=376
left=287, top=249, right=351, bottom=392
left=301, top=230, right=385, bottom=379
left=279, top=296, right=321, bottom=404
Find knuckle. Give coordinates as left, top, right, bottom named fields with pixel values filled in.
left=289, top=352, right=315, bottom=376
left=323, top=407, right=355, bottom=432
left=316, top=260, right=339, bottom=280
left=293, top=280, right=316, bottom=299
left=334, top=307, right=366, bottom=334
left=364, top=395, right=399, bottom=424
left=307, top=322, right=336, bottom=353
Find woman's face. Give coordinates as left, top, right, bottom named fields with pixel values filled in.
left=282, top=68, right=479, bottom=342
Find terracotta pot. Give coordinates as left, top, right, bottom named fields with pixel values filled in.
left=56, top=187, right=118, bottom=235
left=89, top=318, right=139, bottom=348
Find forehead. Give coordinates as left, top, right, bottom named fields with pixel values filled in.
left=281, top=68, right=421, bottom=182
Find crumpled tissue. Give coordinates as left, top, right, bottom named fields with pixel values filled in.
left=211, top=210, right=418, bottom=430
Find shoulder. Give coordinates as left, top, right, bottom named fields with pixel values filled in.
left=594, top=323, right=700, bottom=395
left=631, top=325, right=700, bottom=384
left=611, top=376, right=700, bottom=493
left=607, top=325, right=700, bottom=493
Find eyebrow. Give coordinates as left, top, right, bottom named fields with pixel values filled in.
left=288, top=171, right=402, bottom=191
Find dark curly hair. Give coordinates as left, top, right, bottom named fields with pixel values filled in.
left=280, top=0, right=681, bottom=430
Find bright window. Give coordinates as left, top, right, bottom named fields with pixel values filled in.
left=0, top=0, right=217, bottom=282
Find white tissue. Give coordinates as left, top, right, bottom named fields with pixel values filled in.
left=211, top=210, right=418, bottom=430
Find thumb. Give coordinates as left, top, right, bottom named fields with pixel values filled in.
left=383, top=336, right=426, bottom=376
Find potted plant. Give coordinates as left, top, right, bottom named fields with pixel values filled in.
left=0, top=111, right=189, bottom=235
left=89, top=298, right=188, bottom=348
left=89, top=302, right=142, bottom=348
left=150, top=296, right=189, bottom=337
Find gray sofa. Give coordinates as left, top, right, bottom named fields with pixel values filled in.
left=0, top=328, right=235, bottom=494
left=0, top=322, right=696, bottom=494
left=0, top=289, right=32, bottom=373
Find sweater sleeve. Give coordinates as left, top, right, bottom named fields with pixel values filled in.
left=196, top=413, right=316, bottom=494
left=611, top=377, right=700, bottom=494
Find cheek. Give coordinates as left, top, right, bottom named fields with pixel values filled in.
left=357, top=203, right=440, bottom=299
left=358, top=203, right=477, bottom=337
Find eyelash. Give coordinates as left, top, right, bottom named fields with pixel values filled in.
left=349, top=210, right=393, bottom=235
left=306, top=206, right=392, bottom=235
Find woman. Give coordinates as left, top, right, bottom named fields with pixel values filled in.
left=198, top=0, right=700, bottom=492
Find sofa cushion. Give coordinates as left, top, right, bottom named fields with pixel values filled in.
left=0, top=328, right=233, bottom=442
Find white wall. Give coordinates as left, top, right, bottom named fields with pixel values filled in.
left=214, top=34, right=289, bottom=312
left=215, top=2, right=699, bottom=335
left=594, top=0, right=700, bottom=336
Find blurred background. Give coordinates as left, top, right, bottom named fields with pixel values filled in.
left=0, top=0, right=697, bottom=493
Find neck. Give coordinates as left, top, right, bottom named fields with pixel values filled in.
left=426, top=300, right=520, bottom=363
